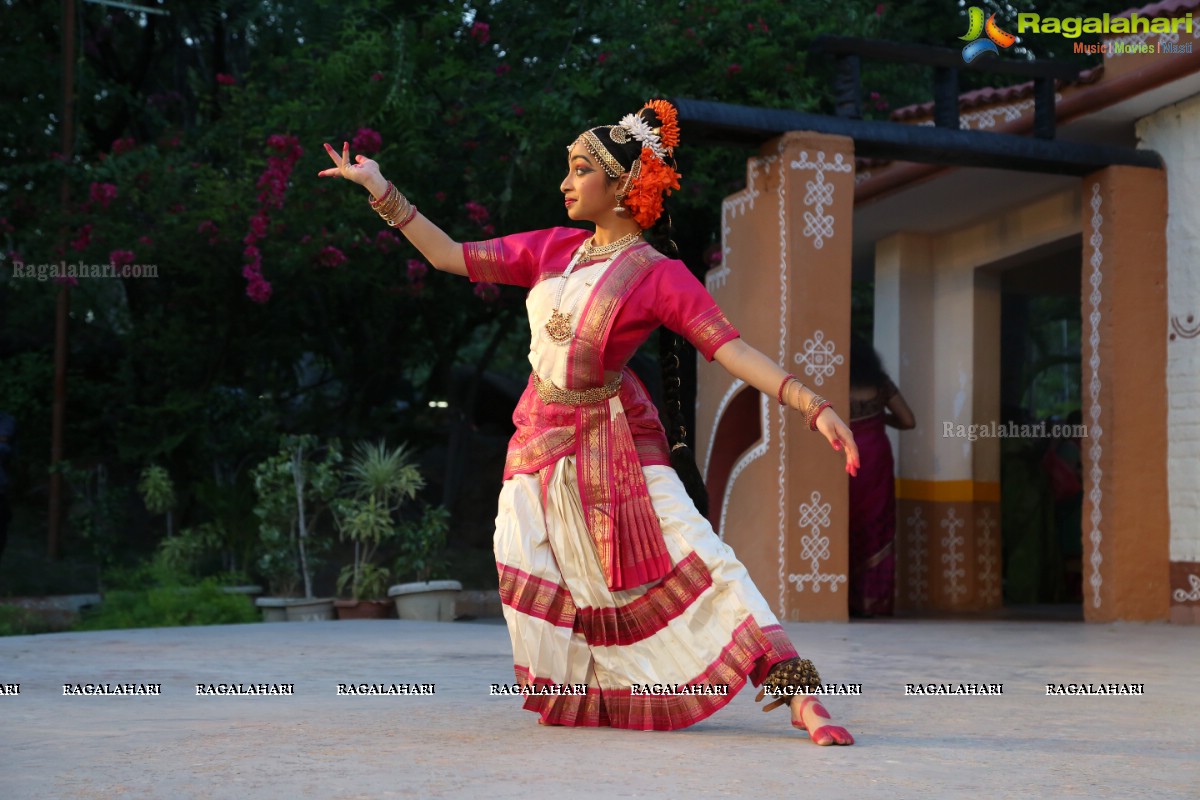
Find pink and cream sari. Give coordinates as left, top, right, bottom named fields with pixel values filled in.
left=466, top=228, right=798, bottom=730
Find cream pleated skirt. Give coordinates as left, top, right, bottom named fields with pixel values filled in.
left=494, top=454, right=797, bottom=730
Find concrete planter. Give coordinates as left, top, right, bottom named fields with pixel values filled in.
left=254, top=597, right=336, bottom=622
left=387, top=581, right=462, bottom=622
left=333, top=599, right=394, bottom=620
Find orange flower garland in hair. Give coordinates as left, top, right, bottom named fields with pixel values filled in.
left=622, top=99, right=683, bottom=230
left=644, top=99, right=680, bottom=150
left=624, top=150, right=681, bottom=230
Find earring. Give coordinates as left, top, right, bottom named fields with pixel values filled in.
left=614, top=179, right=630, bottom=217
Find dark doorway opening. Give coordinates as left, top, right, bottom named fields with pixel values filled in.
left=997, top=239, right=1084, bottom=619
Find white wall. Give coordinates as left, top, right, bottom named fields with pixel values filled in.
left=1136, top=92, right=1200, bottom=562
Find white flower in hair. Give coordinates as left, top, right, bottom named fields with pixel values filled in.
left=618, top=112, right=667, bottom=161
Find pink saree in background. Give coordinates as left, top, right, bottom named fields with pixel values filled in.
left=848, top=413, right=896, bottom=616
left=463, top=228, right=800, bottom=729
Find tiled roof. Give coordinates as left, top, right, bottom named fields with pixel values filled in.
left=890, top=66, right=1104, bottom=122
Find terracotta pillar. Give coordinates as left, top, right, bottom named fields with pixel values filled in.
left=1079, top=167, right=1170, bottom=621
left=697, top=132, right=855, bottom=621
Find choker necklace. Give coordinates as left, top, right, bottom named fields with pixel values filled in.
left=544, top=232, right=641, bottom=345
left=575, top=231, right=641, bottom=265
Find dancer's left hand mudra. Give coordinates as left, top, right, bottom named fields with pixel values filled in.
left=814, top=405, right=860, bottom=476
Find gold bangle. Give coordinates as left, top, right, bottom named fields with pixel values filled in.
left=369, top=180, right=395, bottom=209
left=378, top=191, right=408, bottom=225
left=393, top=204, right=418, bottom=229
left=804, top=394, right=827, bottom=429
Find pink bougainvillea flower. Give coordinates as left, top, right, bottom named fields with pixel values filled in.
left=316, top=245, right=347, bottom=268
left=70, top=223, right=94, bottom=253
left=216, top=73, right=237, bottom=86
left=598, top=52, right=609, bottom=65
left=351, top=127, right=382, bottom=154
left=370, top=72, right=384, bottom=81
left=727, top=63, right=742, bottom=76
left=435, top=191, right=447, bottom=203
left=406, top=259, right=428, bottom=283
left=242, top=134, right=304, bottom=302
left=495, top=63, right=511, bottom=76
left=465, top=201, right=490, bottom=225
left=376, top=230, right=402, bottom=253
left=245, top=275, right=272, bottom=303
left=110, top=249, right=135, bottom=268
left=54, top=274, right=80, bottom=287
left=111, top=137, right=136, bottom=156
left=470, top=21, right=490, bottom=44
left=197, top=220, right=220, bottom=244
left=473, top=281, right=499, bottom=302
left=89, top=182, right=118, bottom=209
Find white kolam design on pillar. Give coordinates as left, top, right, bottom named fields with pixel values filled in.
left=718, top=391, right=769, bottom=545
left=774, top=149, right=790, bottom=616
left=1087, top=182, right=1104, bottom=610
left=788, top=491, right=847, bottom=593
left=712, top=159, right=762, bottom=292
left=1173, top=574, right=1200, bottom=603
left=789, top=151, right=851, bottom=249
left=977, top=507, right=1000, bottom=605
left=907, top=506, right=929, bottom=605
left=940, top=508, right=967, bottom=603
left=793, top=330, right=844, bottom=387
left=703, top=378, right=745, bottom=480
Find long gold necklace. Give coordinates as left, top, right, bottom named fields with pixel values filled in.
left=544, top=232, right=641, bottom=345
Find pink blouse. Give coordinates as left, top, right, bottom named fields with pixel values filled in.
left=463, top=227, right=740, bottom=367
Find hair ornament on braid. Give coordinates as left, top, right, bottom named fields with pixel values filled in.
left=618, top=112, right=667, bottom=160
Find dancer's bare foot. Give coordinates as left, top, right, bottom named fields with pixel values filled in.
left=791, top=695, right=854, bottom=745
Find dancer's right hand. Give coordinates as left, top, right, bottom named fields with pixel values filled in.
left=318, top=141, right=384, bottom=196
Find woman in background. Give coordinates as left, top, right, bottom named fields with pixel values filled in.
left=848, top=335, right=915, bottom=617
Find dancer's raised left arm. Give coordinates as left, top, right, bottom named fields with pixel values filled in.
left=713, top=338, right=860, bottom=476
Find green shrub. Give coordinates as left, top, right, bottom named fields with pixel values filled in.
left=0, top=606, right=61, bottom=637
left=73, top=580, right=259, bottom=631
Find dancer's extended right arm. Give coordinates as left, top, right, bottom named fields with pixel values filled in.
left=318, top=141, right=468, bottom=276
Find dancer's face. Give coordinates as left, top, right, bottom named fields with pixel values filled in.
left=560, top=139, right=618, bottom=223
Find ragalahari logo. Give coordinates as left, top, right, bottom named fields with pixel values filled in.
left=960, top=6, right=1017, bottom=63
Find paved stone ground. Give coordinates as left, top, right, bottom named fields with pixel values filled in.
left=1, top=618, right=1197, bottom=799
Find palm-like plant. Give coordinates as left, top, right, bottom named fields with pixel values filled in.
left=335, top=441, right=424, bottom=600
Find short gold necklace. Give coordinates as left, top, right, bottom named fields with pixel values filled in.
left=544, top=232, right=641, bottom=345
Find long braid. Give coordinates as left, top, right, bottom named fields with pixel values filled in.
left=647, top=209, right=709, bottom=517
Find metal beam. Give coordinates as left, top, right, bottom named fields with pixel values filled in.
left=808, top=36, right=1081, bottom=81
left=671, top=98, right=1163, bottom=176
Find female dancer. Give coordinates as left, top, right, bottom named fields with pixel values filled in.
left=319, top=100, right=857, bottom=744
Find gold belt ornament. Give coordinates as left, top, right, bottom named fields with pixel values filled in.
left=532, top=372, right=621, bottom=406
